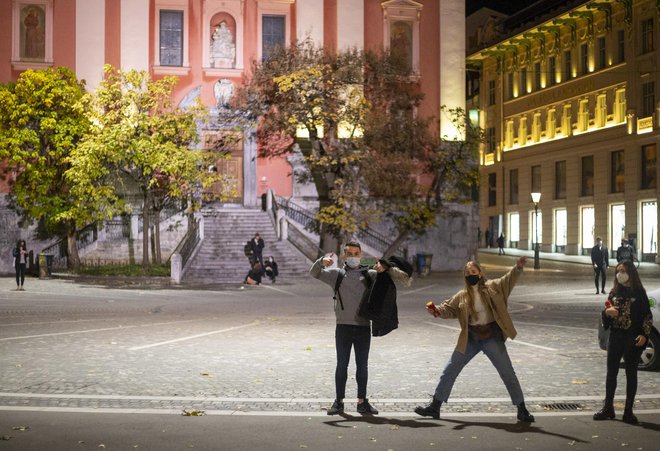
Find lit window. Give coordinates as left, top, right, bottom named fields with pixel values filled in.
left=532, top=113, right=541, bottom=142
left=595, top=94, right=607, bottom=128
left=546, top=109, right=556, bottom=139
left=561, top=104, right=572, bottom=136
left=518, top=116, right=527, bottom=145
left=614, top=88, right=626, bottom=123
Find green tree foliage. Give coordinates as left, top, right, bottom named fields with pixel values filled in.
left=71, top=65, right=227, bottom=267
left=0, top=67, right=95, bottom=268
left=234, top=41, right=480, bottom=255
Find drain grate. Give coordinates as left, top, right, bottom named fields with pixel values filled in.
left=542, top=403, right=584, bottom=411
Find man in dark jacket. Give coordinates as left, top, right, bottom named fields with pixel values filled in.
left=249, top=233, right=265, bottom=267
left=591, top=237, right=609, bottom=294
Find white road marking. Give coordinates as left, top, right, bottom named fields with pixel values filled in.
left=426, top=322, right=559, bottom=351
left=128, top=321, right=261, bottom=351
left=0, top=319, right=201, bottom=342
left=399, top=284, right=439, bottom=296
left=515, top=321, right=595, bottom=332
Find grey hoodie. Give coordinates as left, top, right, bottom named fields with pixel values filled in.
left=310, top=258, right=375, bottom=327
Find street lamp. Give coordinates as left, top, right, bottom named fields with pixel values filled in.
left=531, top=192, right=541, bottom=270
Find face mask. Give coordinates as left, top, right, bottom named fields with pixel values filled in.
left=465, top=274, right=480, bottom=286
left=345, top=257, right=361, bottom=269
left=616, top=272, right=629, bottom=284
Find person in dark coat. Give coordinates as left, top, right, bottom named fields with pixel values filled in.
left=244, top=262, right=264, bottom=285
left=591, top=236, right=609, bottom=294
left=249, top=233, right=265, bottom=267
left=12, top=239, right=29, bottom=291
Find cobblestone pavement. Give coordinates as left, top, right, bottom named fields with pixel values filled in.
left=1, top=256, right=659, bottom=418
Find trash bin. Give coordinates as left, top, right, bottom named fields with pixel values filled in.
left=45, top=254, right=54, bottom=276
left=416, top=253, right=426, bottom=275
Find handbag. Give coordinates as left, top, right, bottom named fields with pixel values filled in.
left=469, top=322, right=495, bottom=340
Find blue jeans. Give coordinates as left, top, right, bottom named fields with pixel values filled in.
left=335, top=324, right=371, bottom=400
left=434, top=325, right=525, bottom=405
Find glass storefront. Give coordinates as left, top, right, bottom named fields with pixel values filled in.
left=581, top=206, right=595, bottom=253
left=555, top=208, right=567, bottom=252
left=530, top=210, right=542, bottom=250
left=509, top=212, right=520, bottom=247
left=611, top=204, right=625, bottom=251
left=641, top=201, right=657, bottom=258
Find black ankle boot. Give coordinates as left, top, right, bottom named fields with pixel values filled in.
left=593, top=401, right=615, bottom=421
left=622, top=400, right=638, bottom=424
left=517, top=402, right=535, bottom=423
left=414, top=397, right=442, bottom=419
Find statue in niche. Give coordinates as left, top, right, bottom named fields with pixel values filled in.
left=214, top=79, right=234, bottom=109
left=23, top=6, right=45, bottom=59
left=210, top=21, right=235, bottom=68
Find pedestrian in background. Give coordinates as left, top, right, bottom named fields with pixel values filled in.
left=309, top=241, right=382, bottom=416
left=415, top=256, right=535, bottom=423
left=591, top=237, right=609, bottom=294
left=594, top=260, right=652, bottom=424
left=616, top=239, right=634, bottom=263
left=497, top=233, right=506, bottom=255
left=12, top=239, right=29, bottom=291
left=484, top=228, right=491, bottom=248
left=250, top=232, right=265, bottom=267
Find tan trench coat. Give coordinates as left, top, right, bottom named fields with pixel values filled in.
left=436, top=265, right=523, bottom=354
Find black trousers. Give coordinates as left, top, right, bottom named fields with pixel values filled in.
left=605, top=329, right=643, bottom=403
left=15, top=263, right=26, bottom=287
left=334, top=324, right=371, bottom=400
left=594, top=266, right=606, bottom=291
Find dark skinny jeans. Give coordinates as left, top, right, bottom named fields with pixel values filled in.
left=605, top=329, right=643, bottom=404
left=335, top=324, right=371, bottom=400
left=15, top=264, right=26, bottom=287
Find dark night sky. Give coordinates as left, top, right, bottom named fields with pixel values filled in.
left=466, top=0, right=541, bottom=16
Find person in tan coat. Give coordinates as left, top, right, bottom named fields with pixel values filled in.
left=415, top=256, right=535, bottom=423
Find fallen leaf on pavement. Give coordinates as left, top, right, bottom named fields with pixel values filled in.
left=571, top=379, right=589, bottom=385
left=11, top=426, right=29, bottom=431
left=181, top=409, right=206, bottom=416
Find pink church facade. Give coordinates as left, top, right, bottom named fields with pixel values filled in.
left=0, top=0, right=466, bottom=206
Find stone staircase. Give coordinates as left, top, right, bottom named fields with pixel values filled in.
left=183, top=208, right=313, bottom=285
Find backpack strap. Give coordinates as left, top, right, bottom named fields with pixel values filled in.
left=333, top=269, right=346, bottom=310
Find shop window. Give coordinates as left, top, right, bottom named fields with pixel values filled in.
left=555, top=209, right=567, bottom=251
left=611, top=204, right=626, bottom=251
left=509, top=212, right=520, bottom=245
left=641, top=202, right=658, bottom=256
left=581, top=206, right=595, bottom=251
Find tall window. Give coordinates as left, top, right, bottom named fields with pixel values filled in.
left=555, top=160, right=566, bottom=199
left=262, top=15, right=285, bottom=60
left=488, top=173, right=497, bottom=207
left=548, top=56, right=556, bottom=86
left=611, top=150, right=625, bottom=193
left=641, top=201, right=658, bottom=255
left=616, top=29, right=625, bottom=63
left=563, top=50, right=572, bottom=81
left=159, top=10, right=183, bottom=66
left=581, top=206, right=595, bottom=249
left=505, top=120, right=514, bottom=148
left=488, top=80, right=496, bottom=106
left=531, top=165, right=541, bottom=193
left=520, top=68, right=528, bottom=95
left=597, top=36, right=606, bottom=70
left=641, top=82, right=655, bottom=117
left=534, top=62, right=541, bottom=91
left=555, top=209, right=567, bottom=248
left=580, top=42, right=589, bottom=75
left=641, top=18, right=654, bottom=54
left=641, top=143, right=657, bottom=189
left=487, top=127, right=496, bottom=153
left=509, top=169, right=519, bottom=205
left=611, top=204, right=626, bottom=250
left=581, top=155, right=594, bottom=196
left=507, top=72, right=514, bottom=99
left=509, top=212, right=520, bottom=243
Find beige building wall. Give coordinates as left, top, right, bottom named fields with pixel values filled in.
left=470, top=0, right=659, bottom=263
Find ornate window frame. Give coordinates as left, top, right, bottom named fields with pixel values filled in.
left=381, top=0, right=423, bottom=74
left=153, top=0, right=190, bottom=75
left=256, top=0, right=293, bottom=62
left=11, top=0, right=53, bottom=71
